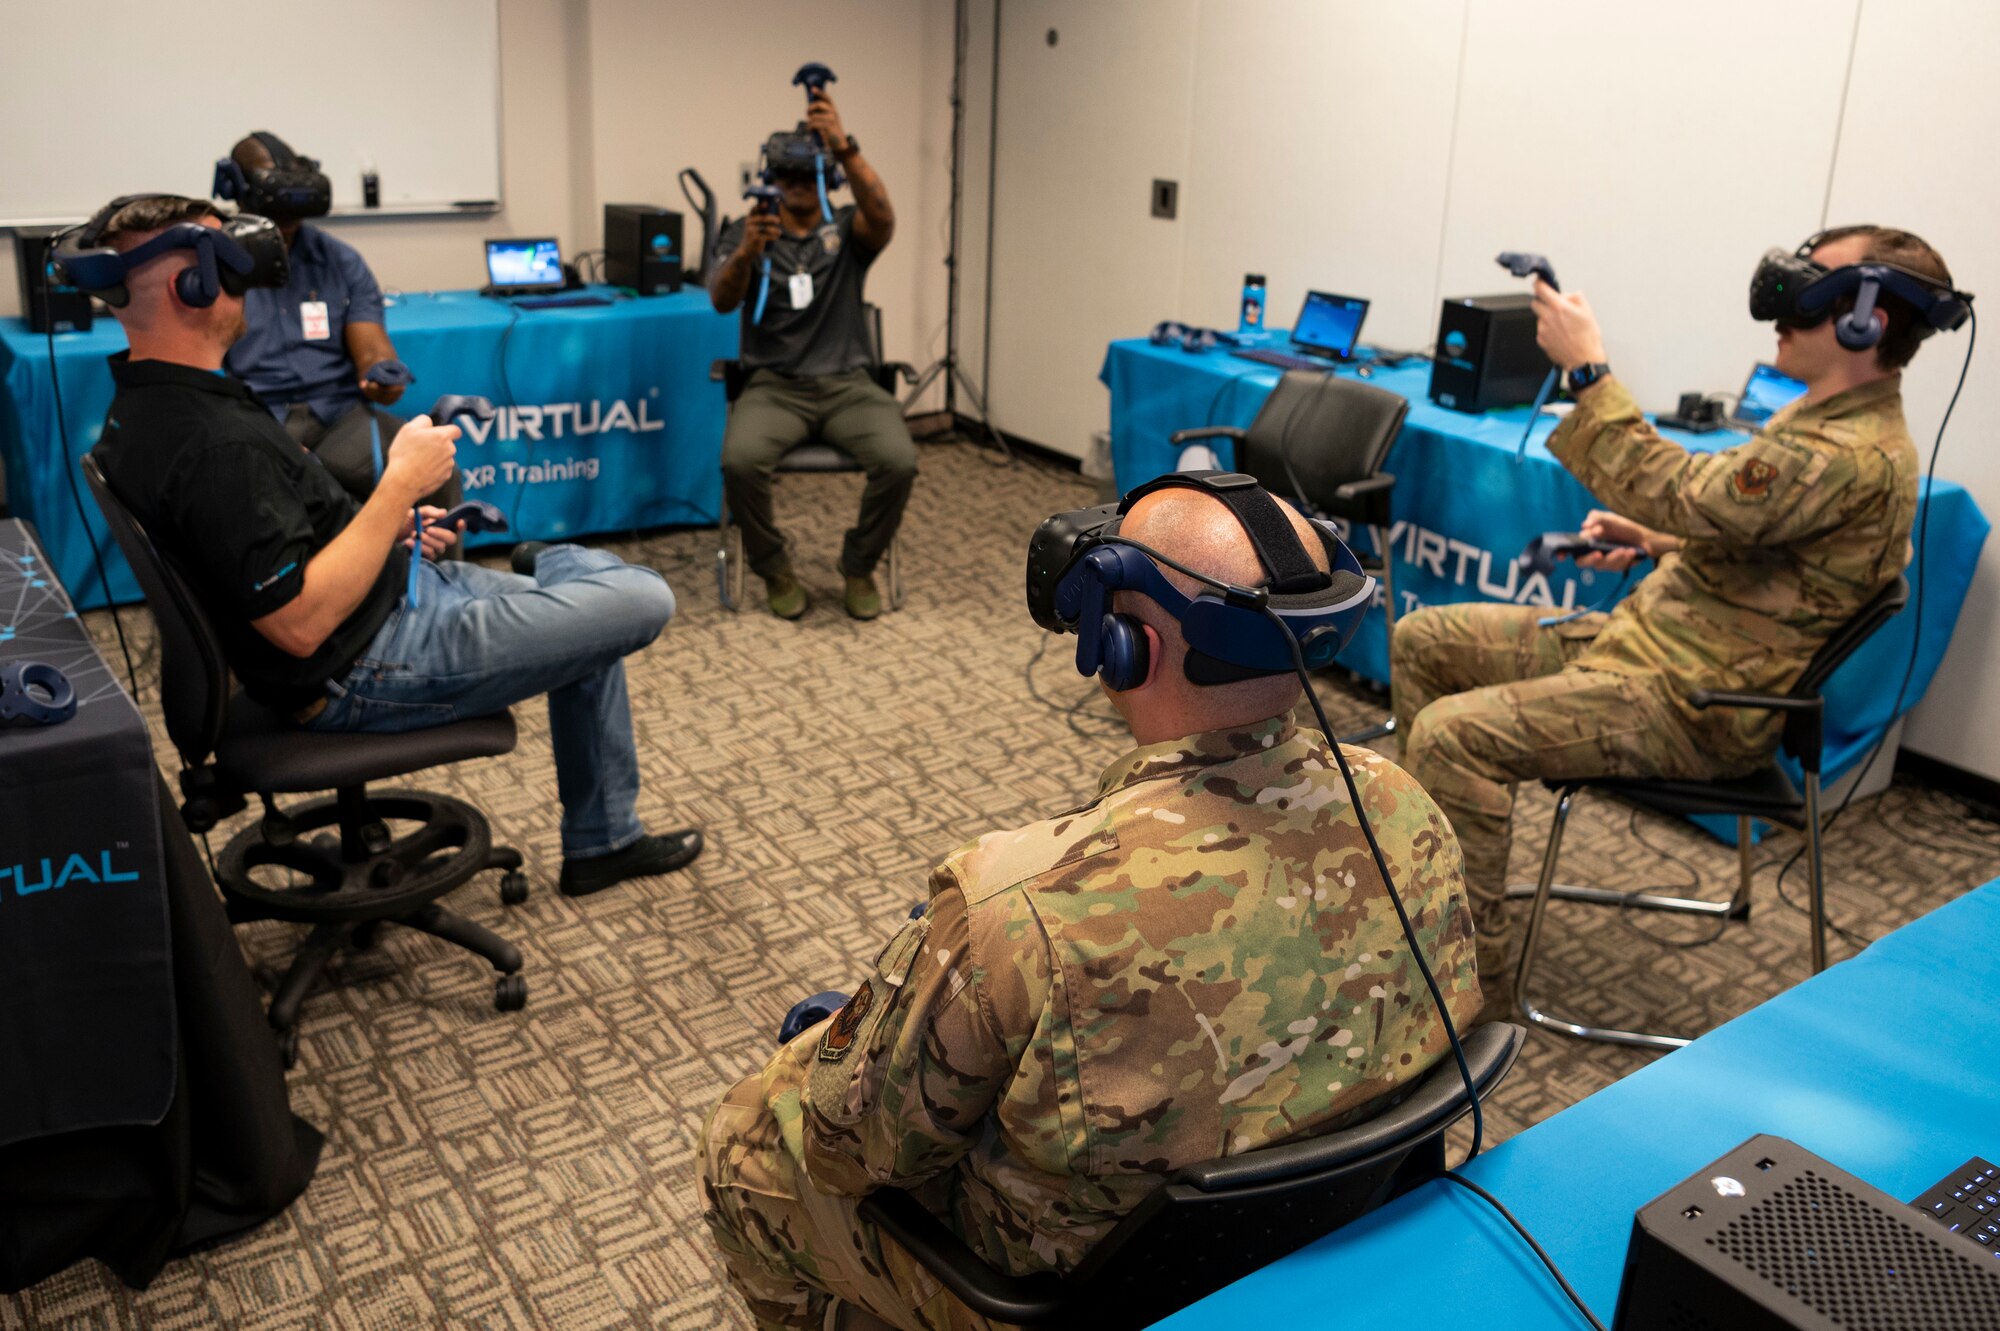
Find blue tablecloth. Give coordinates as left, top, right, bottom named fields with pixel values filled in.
left=1102, top=337, right=1988, bottom=801
left=0, top=287, right=738, bottom=608
left=1160, top=878, right=2000, bottom=1329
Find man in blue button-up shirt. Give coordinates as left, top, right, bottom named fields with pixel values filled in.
left=222, top=135, right=458, bottom=514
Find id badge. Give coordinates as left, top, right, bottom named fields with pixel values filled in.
left=788, top=271, right=814, bottom=310
left=300, top=300, right=332, bottom=341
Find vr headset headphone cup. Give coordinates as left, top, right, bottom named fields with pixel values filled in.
left=51, top=196, right=289, bottom=309
left=1027, top=470, right=1374, bottom=692
left=213, top=131, right=332, bottom=223
left=1749, top=228, right=1973, bottom=351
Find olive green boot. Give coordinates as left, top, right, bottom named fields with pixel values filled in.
left=843, top=573, right=883, bottom=621
left=763, top=566, right=808, bottom=620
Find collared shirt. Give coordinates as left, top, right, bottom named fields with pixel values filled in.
left=1548, top=375, right=1916, bottom=765
left=226, top=224, right=386, bottom=424
left=715, top=204, right=878, bottom=377
left=770, top=716, right=1481, bottom=1277
left=92, top=354, right=406, bottom=711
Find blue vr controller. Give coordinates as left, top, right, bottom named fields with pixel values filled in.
left=438, top=500, right=508, bottom=536
left=1497, top=251, right=1563, bottom=462
left=0, top=660, right=77, bottom=727
left=361, top=357, right=415, bottom=388
left=793, top=62, right=836, bottom=99
left=778, top=990, right=850, bottom=1045
left=405, top=396, right=498, bottom=606
left=1517, top=531, right=1634, bottom=576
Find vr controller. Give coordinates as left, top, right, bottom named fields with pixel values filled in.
left=438, top=499, right=508, bottom=535
left=1497, top=251, right=1563, bottom=462
left=429, top=394, right=496, bottom=427
left=362, top=358, right=414, bottom=388
left=1517, top=531, right=1635, bottom=576
left=793, top=62, right=836, bottom=99
left=743, top=184, right=781, bottom=214
left=0, top=661, right=77, bottom=728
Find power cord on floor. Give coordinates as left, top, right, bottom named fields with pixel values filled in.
left=1616, top=806, right=1731, bottom=949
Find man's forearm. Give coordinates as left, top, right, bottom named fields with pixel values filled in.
left=843, top=151, right=895, bottom=245
left=710, top=249, right=755, bottom=314
left=253, top=488, right=409, bottom=657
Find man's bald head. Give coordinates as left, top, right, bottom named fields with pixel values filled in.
left=1101, top=485, right=1331, bottom=740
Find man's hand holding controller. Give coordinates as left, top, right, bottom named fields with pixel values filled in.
left=381, top=415, right=461, bottom=562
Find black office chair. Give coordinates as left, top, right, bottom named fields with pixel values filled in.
left=1507, top=576, right=1910, bottom=1051
left=84, top=456, right=531, bottom=1068
left=713, top=303, right=914, bottom=610
left=858, top=1022, right=1522, bottom=1330
left=1170, top=370, right=1409, bottom=741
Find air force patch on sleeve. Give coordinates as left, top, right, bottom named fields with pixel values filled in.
left=1732, top=457, right=1780, bottom=500
left=817, top=979, right=873, bottom=1061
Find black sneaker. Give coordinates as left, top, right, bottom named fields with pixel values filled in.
left=510, top=541, right=551, bottom=576
left=559, top=828, right=703, bottom=898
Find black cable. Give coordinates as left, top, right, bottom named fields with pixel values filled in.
left=43, top=262, right=141, bottom=698
left=1764, top=306, right=1978, bottom=956
left=1616, top=806, right=1730, bottom=949
left=1438, top=1173, right=1609, bottom=1331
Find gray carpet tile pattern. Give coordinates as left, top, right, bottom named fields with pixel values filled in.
left=8, top=441, right=1998, bottom=1329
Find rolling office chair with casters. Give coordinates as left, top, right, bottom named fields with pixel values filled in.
left=858, top=1022, right=1523, bottom=1331
left=1506, top=575, right=1910, bottom=1052
left=1170, top=369, right=1409, bottom=742
left=713, top=303, right=915, bottom=611
left=84, top=456, right=532, bottom=1068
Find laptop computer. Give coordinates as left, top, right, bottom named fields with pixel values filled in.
left=1228, top=291, right=1371, bottom=373
left=1730, top=361, right=1808, bottom=429
left=484, top=237, right=566, bottom=296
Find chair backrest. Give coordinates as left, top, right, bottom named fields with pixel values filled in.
left=1237, top=370, right=1409, bottom=516
left=1781, top=574, right=1909, bottom=760
left=81, top=454, right=232, bottom=770
left=1050, top=1021, right=1523, bottom=1328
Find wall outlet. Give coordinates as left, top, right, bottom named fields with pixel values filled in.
left=1151, top=179, right=1178, bottom=219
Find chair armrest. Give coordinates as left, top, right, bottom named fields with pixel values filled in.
left=856, top=1189, right=1069, bottom=1324
left=1331, top=473, right=1395, bottom=502
left=1168, top=425, right=1246, bottom=447
left=1688, top=690, right=1823, bottom=714
left=709, top=358, right=734, bottom=383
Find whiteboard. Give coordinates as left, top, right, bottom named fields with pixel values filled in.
left=0, top=0, right=501, bottom=227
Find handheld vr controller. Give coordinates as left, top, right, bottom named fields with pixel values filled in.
left=743, top=184, right=781, bottom=214
left=1028, top=471, right=1373, bottom=689
left=1750, top=229, right=1973, bottom=352
left=53, top=197, right=289, bottom=309
left=0, top=661, right=77, bottom=728
left=438, top=499, right=508, bottom=536
left=742, top=185, right=782, bottom=323
left=362, top=357, right=415, bottom=388
left=793, top=62, right=836, bottom=100
left=760, top=62, right=845, bottom=223
left=1516, top=531, right=1635, bottom=576
left=212, top=131, right=332, bottom=223
left=1497, top=250, right=1563, bottom=462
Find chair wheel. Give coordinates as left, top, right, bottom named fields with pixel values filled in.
left=351, top=920, right=380, bottom=951
left=495, top=974, right=527, bottom=1012
left=277, top=1025, right=300, bottom=1069
left=499, top=870, right=530, bottom=906
left=369, top=860, right=404, bottom=889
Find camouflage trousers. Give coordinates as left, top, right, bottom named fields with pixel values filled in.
left=700, top=1036, right=999, bottom=1331
left=1391, top=603, right=1717, bottom=949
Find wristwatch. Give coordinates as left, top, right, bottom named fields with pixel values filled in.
left=1566, top=362, right=1611, bottom=395
left=834, top=136, right=860, bottom=161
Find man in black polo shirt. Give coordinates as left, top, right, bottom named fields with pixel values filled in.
left=86, top=195, right=701, bottom=898
left=710, top=81, right=915, bottom=621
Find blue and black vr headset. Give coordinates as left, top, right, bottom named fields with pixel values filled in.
left=51, top=194, right=288, bottom=309
left=1027, top=470, right=1374, bottom=691
left=1750, top=228, right=1973, bottom=352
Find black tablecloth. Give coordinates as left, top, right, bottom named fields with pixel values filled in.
left=0, top=520, right=320, bottom=1291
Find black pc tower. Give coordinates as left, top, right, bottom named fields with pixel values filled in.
left=13, top=227, right=95, bottom=334
left=602, top=204, right=683, bottom=295
left=1614, top=1135, right=2000, bottom=1330
left=1428, top=293, right=1547, bottom=413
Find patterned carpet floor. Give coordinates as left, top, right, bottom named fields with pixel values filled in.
left=9, top=440, right=1999, bottom=1329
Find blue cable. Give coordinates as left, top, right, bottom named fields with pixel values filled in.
left=369, top=411, right=385, bottom=481
left=1514, top=367, right=1560, bottom=462
left=754, top=256, right=771, bottom=323
left=815, top=153, right=833, bottom=223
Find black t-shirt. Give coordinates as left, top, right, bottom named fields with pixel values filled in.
left=717, top=204, right=878, bottom=376
left=92, top=354, right=406, bottom=712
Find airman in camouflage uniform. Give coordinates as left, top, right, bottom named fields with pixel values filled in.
left=701, top=487, right=1481, bottom=1331
left=1396, top=228, right=1938, bottom=973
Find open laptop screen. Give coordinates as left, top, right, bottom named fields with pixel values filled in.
left=1291, top=291, right=1370, bottom=359
left=1733, top=362, right=1808, bottom=428
left=485, top=238, right=564, bottom=292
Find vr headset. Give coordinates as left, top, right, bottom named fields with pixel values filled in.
left=52, top=194, right=288, bottom=309
left=1028, top=470, right=1374, bottom=690
left=1749, top=228, right=1973, bottom=352
left=759, top=127, right=845, bottom=192
left=212, top=131, right=332, bottom=223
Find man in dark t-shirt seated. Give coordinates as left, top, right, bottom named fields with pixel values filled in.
left=710, top=80, right=916, bottom=621
left=84, top=195, right=702, bottom=899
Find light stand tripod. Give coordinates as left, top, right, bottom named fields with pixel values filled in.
left=904, top=0, right=1010, bottom=463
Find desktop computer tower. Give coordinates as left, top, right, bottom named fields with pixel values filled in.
left=1428, top=293, right=1546, bottom=413
left=13, top=227, right=94, bottom=334
left=1613, top=1135, right=2000, bottom=1330
left=603, top=204, right=683, bottom=295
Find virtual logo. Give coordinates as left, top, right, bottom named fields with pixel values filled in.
left=2, top=847, right=141, bottom=897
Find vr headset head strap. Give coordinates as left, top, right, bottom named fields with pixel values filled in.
left=251, top=130, right=300, bottom=169
left=1118, top=470, right=1330, bottom=595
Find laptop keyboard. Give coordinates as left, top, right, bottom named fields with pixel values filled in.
left=1228, top=347, right=1340, bottom=373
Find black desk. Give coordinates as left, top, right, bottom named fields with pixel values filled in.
left=0, top=519, right=320, bottom=1291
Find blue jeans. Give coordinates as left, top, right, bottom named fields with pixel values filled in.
left=305, top=544, right=675, bottom=858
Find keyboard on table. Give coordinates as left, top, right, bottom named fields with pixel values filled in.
left=514, top=294, right=613, bottom=310
left=1228, top=347, right=1343, bottom=373
left=1911, top=1155, right=2000, bottom=1258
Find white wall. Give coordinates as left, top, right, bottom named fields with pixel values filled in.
left=961, top=0, right=2000, bottom=777
left=0, top=0, right=955, bottom=394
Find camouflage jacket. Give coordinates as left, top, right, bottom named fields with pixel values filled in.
left=1547, top=375, right=1915, bottom=766
left=789, top=716, right=1481, bottom=1276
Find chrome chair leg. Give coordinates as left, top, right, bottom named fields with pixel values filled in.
left=715, top=508, right=744, bottom=613
left=1504, top=808, right=1752, bottom=920
left=1731, top=814, right=1755, bottom=919
left=886, top=534, right=904, bottom=611
left=1511, top=785, right=1692, bottom=1052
